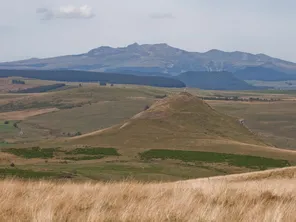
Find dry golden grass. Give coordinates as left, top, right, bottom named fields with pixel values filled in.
left=1, top=167, right=296, bottom=222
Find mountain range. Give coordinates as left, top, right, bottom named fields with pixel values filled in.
left=1, top=43, right=296, bottom=76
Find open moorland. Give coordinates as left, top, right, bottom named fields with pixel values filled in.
left=1, top=78, right=296, bottom=182
left=1, top=76, right=296, bottom=222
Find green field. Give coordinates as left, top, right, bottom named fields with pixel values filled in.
left=0, top=121, right=16, bottom=132
left=1, top=147, right=59, bottom=159
left=0, top=168, right=59, bottom=179
left=140, top=149, right=290, bottom=170
left=0, top=120, right=18, bottom=141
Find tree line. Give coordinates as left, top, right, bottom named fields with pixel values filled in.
left=13, top=83, right=66, bottom=93
left=0, top=70, right=186, bottom=88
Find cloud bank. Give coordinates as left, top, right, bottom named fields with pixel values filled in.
left=36, top=5, right=95, bottom=20
left=149, top=13, right=175, bottom=19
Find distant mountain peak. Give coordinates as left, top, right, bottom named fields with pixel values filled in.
left=87, top=45, right=116, bottom=56
left=127, top=42, right=140, bottom=48
left=1, top=43, right=296, bottom=75
left=205, top=49, right=224, bottom=54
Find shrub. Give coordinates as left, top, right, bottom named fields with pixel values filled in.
left=75, top=131, right=82, bottom=136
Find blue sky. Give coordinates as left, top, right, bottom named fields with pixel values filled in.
left=1, top=0, right=296, bottom=62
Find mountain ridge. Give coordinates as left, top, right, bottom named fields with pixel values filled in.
left=1, top=43, right=296, bottom=75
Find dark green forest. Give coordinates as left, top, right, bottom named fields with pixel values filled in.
left=0, top=70, right=185, bottom=88
left=14, top=83, right=66, bottom=93
left=177, top=71, right=256, bottom=90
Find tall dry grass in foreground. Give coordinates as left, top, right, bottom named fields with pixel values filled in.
left=1, top=167, right=296, bottom=222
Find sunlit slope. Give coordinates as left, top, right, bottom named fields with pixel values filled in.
left=1, top=166, right=296, bottom=221
left=71, top=92, right=270, bottom=154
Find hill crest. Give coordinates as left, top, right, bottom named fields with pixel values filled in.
left=131, top=92, right=210, bottom=120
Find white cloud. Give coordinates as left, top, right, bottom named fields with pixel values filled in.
left=149, top=13, right=175, bottom=19
left=36, top=5, right=95, bottom=20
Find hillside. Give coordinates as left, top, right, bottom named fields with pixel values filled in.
left=70, top=92, right=271, bottom=155
left=0, top=69, right=185, bottom=88
left=177, top=71, right=256, bottom=90
left=1, top=166, right=296, bottom=221
left=1, top=43, right=296, bottom=75
left=234, top=67, right=296, bottom=81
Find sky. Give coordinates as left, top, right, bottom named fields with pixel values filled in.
left=1, top=0, right=296, bottom=62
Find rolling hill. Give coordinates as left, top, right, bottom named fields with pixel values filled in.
left=1, top=43, right=296, bottom=75
left=176, top=71, right=256, bottom=90
left=69, top=92, right=283, bottom=157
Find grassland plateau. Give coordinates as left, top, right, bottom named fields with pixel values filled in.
left=1, top=78, right=296, bottom=221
